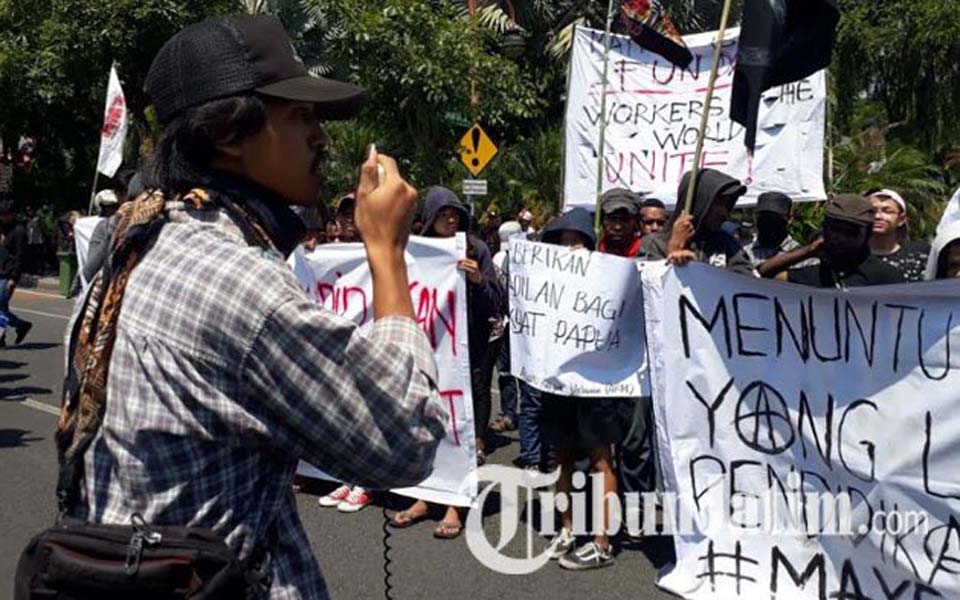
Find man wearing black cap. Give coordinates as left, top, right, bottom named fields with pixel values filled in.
left=56, top=16, right=445, bottom=599
left=744, top=191, right=816, bottom=268
left=598, top=188, right=643, bottom=258
left=758, top=194, right=904, bottom=287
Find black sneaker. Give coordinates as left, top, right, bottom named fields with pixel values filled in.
left=15, top=321, right=32, bottom=344
left=559, top=542, right=615, bottom=571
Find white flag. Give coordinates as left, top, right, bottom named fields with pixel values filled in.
left=96, top=65, right=128, bottom=178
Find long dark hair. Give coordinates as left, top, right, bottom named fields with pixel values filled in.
left=144, top=94, right=268, bottom=195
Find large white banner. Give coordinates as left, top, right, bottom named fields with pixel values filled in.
left=645, top=263, right=960, bottom=599
left=508, top=239, right=648, bottom=397
left=564, top=26, right=826, bottom=209
left=292, top=236, right=477, bottom=506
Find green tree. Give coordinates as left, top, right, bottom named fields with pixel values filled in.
left=0, top=0, right=236, bottom=209
left=302, top=0, right=546, bottom=193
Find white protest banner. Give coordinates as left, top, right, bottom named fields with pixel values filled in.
left=292, top=235, right=477, bottom=506
left=564, top=26, right=825, bottom=209
left=96, top=66, right=128, bottom=178
left=74, top=216, right=102, bottom=289
left=507, top=239, right=648, bottom=397
left=644, top=263, right=960, bottom=599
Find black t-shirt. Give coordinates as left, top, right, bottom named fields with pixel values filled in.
left=787, top=255, right=905, bottom=289
left=874, top=240, right=931, bottom=282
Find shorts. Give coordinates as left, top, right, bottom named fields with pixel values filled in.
left=540, top=394, right=634, bottom=450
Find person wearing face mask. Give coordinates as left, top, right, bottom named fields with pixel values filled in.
left=744, top=192, right=816, bottom=268
left=758, top=194, right=904, bottom=288
left=641, top=169, right=755, bottom=275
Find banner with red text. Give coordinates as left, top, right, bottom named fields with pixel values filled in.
left=563, top=26, right=825, bottom=209
left=291, top=235, right=477, bottom=506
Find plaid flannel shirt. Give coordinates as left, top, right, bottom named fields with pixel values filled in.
left=66, top=192, right=445, bottom=599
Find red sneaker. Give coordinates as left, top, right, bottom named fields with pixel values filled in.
left=318, top=484, right=351, bottom=507
left=337, top=486, right=371, bottom=513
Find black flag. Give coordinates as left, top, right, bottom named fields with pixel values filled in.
left=730, top=0, right=840, bottom=152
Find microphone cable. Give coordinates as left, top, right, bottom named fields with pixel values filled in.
left=382, top=506, right=396, bottom=600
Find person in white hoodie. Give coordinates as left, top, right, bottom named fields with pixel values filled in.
left=924, top=221, right=960, bottom=280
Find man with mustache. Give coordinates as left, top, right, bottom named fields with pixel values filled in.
left=55, top=15, right=445, bottom=599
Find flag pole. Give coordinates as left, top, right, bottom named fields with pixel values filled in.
left=593, top=0, right=618, bottom=238
left=682, top=0, right=735, bottom=215
left=87, top=171, right=100, bottom=216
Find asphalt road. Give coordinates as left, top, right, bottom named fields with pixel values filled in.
left=0, top=287, right=678, bottom=600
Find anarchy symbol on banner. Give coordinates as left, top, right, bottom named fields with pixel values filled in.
left=734, top=381, right=795, bottom=455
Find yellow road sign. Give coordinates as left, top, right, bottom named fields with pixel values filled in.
left=458, top=123, right=498, bottom=177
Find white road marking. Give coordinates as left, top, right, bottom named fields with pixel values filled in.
left=10, top=307, right=71, bottom=321
left=17, top=289, right=68, bottom=301
left=16, top=397, right=59, bottom=417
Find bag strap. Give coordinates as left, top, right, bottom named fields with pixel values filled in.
left=55, top=282, right=95, bottom=516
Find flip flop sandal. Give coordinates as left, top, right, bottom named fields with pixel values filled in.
left=389, top=509, right=429, bottom=529
left=433, top=521, right=463, bottom=540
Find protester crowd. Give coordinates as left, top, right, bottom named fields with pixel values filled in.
left=15, top=14, right=959, bottom=600
left=296, top=159, right=960, bottom=571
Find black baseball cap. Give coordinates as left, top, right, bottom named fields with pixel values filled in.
left=825, top=194, right=874, bottom=227
left=756, top=192, right=792, bottom=218
left=601, top=188, right=640, bottom=215
left=145, top=15, right=366, bottom=124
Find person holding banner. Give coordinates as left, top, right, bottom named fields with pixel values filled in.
left=592, top=190, right=660, bottom=511
left=391, top=185, right=503, bottom=539
left=641, top=169, right=754, bottom=275
left=535, top=207, right=632, bottom=570
left=51, top=15, right=447, bottom=598
left=759, top=194, right=905, bottom=288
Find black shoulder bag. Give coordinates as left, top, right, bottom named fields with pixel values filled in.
left=13, top=425, right=272, bottom=599
left=14, top=196, right=272, bottom=599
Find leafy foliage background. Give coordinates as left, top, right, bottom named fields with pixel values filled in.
left=0, top=0, right=956, bottom=237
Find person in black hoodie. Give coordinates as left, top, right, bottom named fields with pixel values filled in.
left=536, top=208, right=632, bottom=570
left=390, top=186, right=503, bottom=539
left=641, top=169, right=754, bottom=275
